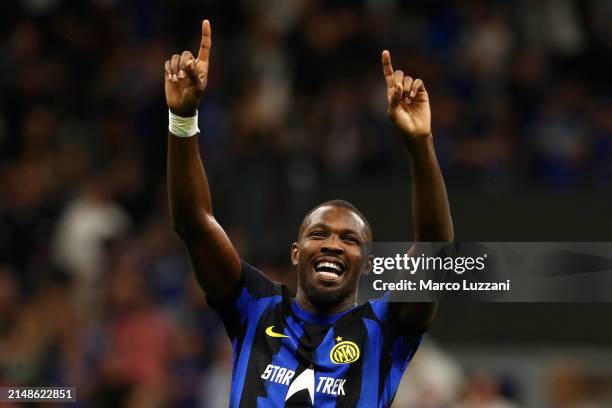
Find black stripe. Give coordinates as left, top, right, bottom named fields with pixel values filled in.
left=377, top=330, right=394, bottom=405
left=346, top=303, right=393, bottom=406
left=287, top=307, right=332, bottom=407
left=298, top=321, right=330, bottom=361
left=232, top=317, right=246, bottom=380
left=238, top=296, right=288, bottom=408
left=333, top=310, right=367, bottom=408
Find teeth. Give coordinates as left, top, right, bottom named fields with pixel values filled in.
left=316, top=261, right=342, bottom=272
left=316, top=271, right=339, bottom=280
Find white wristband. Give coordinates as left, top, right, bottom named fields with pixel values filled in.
left=169, top=110, right=200, bottom=137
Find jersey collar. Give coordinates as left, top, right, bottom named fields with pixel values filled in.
left=291, top=300, right=357, bottom=325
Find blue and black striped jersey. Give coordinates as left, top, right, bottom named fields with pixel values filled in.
left=208, top=261, right=424, bottom=407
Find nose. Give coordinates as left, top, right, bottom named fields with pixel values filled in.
left=321, top=235, right=344, bottom=254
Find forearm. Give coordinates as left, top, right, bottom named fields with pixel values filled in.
left=167, top=133, right=214, bottom=235
left=163, top=20, right=242, bottom=299
left=406, top=134, right=453, bottom=242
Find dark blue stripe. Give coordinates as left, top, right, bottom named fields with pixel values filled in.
left=357, top=318, right=381, bottom=407
left=230, top=294, right=282, bottom=407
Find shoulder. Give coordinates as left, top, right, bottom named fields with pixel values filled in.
left=362, top=294, right=433, bottom=338
left=206, top=261, right=291, bottom=340
left=207, top=260, right=287, bottom=310
left=241, top=261, right=285, bottom=298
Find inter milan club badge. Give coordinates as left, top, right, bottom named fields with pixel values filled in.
left=330, top=337, right=360, bottom=364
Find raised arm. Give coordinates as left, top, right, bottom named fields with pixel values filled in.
left=382, top=50, right=454, bottom=333
left=165, top=20, right=241, bottom=302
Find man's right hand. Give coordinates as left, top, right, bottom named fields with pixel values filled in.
left=164, top=19, right=212, bottom=117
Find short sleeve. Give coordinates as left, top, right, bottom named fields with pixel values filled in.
left=206, top=261, right=284, bottom=340
left=368, top=292, right=424, bottom=363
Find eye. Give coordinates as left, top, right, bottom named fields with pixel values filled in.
left=309, top=230, right=327, bottom=238
left=343, top=235, right=361, bottom=245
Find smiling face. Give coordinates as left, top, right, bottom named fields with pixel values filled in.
left=291, top=205, right=372, bottom=313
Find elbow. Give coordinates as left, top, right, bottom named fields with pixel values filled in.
left=171, top=212, right=216, bottom=241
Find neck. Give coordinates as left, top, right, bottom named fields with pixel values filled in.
left=295, top=289, right=356, bottom=315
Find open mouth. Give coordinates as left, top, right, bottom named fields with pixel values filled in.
left=313, top=259, right=345, bottom=282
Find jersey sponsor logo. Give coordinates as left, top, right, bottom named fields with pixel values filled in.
left=330, top=337, right=360, bottom=364
left=265, top=325, right=289, bottom=338
left=260, top=364, right=347, bottom=403
left=261, top=364, right=296, bottom=385
left=285, top=367, right=314, bottom=403
left=316, top=375, right=346, bottom=396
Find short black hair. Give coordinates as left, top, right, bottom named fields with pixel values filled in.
left=298, top=199, right=372, bottom=243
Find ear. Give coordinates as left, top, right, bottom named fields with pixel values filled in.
left=361, top=254, right=374, bottom=276
left=290, top=242, right=299, bottom=267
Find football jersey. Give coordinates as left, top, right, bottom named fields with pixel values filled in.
left=208, top=261, right=424, bottom=407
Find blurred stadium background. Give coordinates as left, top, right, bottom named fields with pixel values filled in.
left=1, top=0, right=612, bottom=406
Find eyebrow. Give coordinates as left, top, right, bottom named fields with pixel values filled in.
left=306, top=223, right=365, bottom=239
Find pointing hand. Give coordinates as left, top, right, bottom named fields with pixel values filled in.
left=164, top=20, right=212, bottom=117
left=382, top=50, right=431, bottom=140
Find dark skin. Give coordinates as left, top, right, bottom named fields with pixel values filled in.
left=165, top=21, right=453, bottom=334
left=166, top=20, right=241, bottom=300
left=291, top=205, right=372, bottom=315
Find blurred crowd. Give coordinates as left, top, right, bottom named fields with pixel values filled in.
left=1, top=0, right=612, bottom=406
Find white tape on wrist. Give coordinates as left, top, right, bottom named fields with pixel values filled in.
left=168, top=110, right=200, bottom=137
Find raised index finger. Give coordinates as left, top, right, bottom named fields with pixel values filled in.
left=382, top=50, right=394, bottom=88
left=197, top=19, right=212, bottom=63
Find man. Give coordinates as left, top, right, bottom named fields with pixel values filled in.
left=165, top=20, right=452, bottom=408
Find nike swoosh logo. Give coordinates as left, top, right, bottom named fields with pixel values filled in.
left=265, top=325, right=289, bottom=338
